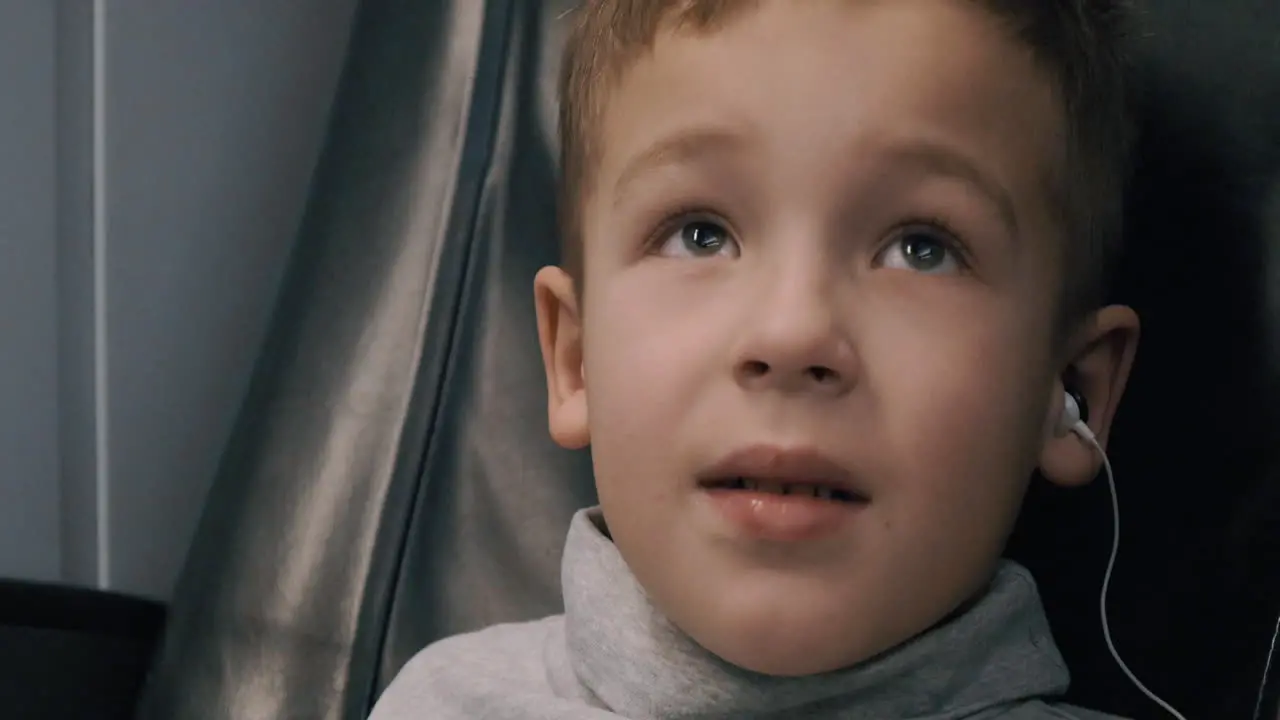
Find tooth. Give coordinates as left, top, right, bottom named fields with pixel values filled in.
left=759, top=481, right=784, bottom=495
left=743, top=478, right=760, bottom=491
left=815, top=486, right=833, bottom=500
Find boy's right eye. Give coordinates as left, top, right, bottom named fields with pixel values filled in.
left=655, top=219, right=741, bottom=259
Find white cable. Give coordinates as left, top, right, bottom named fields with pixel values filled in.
left=1252, top=610, right=1280, bottom=720
left=1073, top=421, right=1188, bottom=720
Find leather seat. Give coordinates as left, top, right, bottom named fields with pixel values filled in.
left=135, top=1, right=1280, bottom=718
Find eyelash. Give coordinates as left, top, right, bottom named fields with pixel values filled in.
left=886, top=214, right=974, bottom=269
left=644, top=209, right=974, bottom=267
left=644, top=206, right=732, bottom=252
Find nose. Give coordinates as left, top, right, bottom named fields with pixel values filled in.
left=732, top=270, right=857, bottom=397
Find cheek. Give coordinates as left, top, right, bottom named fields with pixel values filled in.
left=578, top=273, right=726, bottom=493
left=581, top=266, right=733, bottom=417
left=861, top=297, right=1052, bottom=527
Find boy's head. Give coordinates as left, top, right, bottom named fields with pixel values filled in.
left=535, top=0, right=1141, bottom=677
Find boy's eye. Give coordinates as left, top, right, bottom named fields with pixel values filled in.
left=656, top=220, right=741, bottom=259
left=877, top=227, right=965, bottom=275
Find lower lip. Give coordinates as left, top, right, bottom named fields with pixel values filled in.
left=702, top=489, right=864, bottom=542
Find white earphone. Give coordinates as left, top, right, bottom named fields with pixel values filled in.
left=1056, top=388, right=1189, bottom=720
left=1054, top=388, right=1087, bottom=439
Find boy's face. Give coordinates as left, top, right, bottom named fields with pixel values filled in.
left=537, top=0, right=1139, bottom=676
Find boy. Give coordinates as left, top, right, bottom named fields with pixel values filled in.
left=372, top=0, right=1141, bottom=717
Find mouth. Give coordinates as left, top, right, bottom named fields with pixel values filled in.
left=695, top=445, right=869, bottom=504
left=695, top=446, right=867, bottom=542
left=698, top=477, right=865, bottom=503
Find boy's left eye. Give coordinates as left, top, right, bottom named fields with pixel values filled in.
left=877, top=228, right=965, bottom=275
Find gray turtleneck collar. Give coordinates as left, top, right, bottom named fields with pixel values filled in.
left=370, top=508, right=1124, bottom=719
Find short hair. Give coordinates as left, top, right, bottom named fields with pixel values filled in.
left=557, top=0, right=1134, bottom=324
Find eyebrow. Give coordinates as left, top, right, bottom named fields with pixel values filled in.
left=610, top=128, right=1019, bottom=236
left=611, top=127, right=747, bottom=208
left=878, top=140, right=1020, bottom=238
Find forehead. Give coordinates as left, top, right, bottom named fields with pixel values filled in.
left=585, top=0, right=1065, bottom=236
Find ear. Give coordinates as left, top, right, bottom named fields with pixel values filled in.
left=534, top=266, right=590, bottom=449
left=1038, top=304, right=1141, bottom=487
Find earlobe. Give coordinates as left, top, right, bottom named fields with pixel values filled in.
left=1039, top=304, right=1141, bottom=487
left=534, top=266, right=590, bottom=449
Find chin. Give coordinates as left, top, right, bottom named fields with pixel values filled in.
left=676, top=587, right=898, bottom=678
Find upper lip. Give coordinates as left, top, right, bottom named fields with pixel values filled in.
left=696, top=444, right=867, bottom=500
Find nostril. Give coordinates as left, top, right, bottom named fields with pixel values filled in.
left=807, top=365, right=838, bottom=383
left=741, top=360, right=770, bottom=377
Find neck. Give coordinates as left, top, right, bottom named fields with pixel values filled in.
left=559, top=508, right=1071, bottom=719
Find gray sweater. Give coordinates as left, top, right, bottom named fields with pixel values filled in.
left=370, top=508, right=1124, bottom=719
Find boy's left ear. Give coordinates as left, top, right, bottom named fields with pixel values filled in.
left=1038, top=304, right=1141, bottom=487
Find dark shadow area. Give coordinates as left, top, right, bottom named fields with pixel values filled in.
left=0, top=579, right=165, bottom=720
